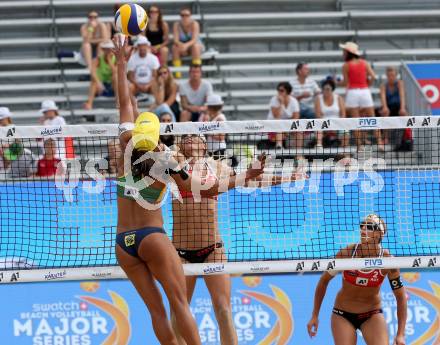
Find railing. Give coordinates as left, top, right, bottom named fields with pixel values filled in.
left=49, top=0, right=76, bottom=123
left=401, top=61, right=435, bottom=164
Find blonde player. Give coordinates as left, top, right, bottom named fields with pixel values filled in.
left=307, top=214, right=407, bottom=345
left=172, top=134, right=307, bottom=345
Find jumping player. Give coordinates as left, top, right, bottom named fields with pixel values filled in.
left=112, top=36, right=266, bottom=345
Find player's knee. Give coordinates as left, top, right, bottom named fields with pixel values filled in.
left=168, top=288, right=188, bottom=311
left=212, top=297, right=232, bottom=317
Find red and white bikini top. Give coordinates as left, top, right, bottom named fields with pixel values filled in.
left=343, top=244, right=385, bottom=288
left=179, top=160, right=218, bottom=200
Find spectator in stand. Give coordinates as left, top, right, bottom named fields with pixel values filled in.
left=40, top=100, right=68, bottom=160
left=83, top=40, right=117, bottom=110
left=315, top=78, right=349, bottom=148
left=179, top=64, right=213, bottom=122
left=379, top=67, right=408, bottom=117
left=0, top=107, right=13, bottom=127
left=290, top=62, right=321, bottom=119
left=339, top=42, right=384, bottom=151
left=149, top=65, right=179, bottom=121
left=146, top=5, right=170, bottom=65
left=36, top=139, right=63, bottom=177
left=199, top=94, right=228, bottom=159
left=5, top=141, right=37, bottom=178
left=159, top=112, right=175, bottom=147
left=379, top=66, right=410, bottom=150
left=80, top=10, right=110, bottom=74
left=172, top=7, right=204, bottom=78
left=128, top=36, right=160, bottom=97
left=267, top=82, right=300, bottom=149
left=0, top=107, right=13, bottom=171
left=41, top=100, right=66, bottom=127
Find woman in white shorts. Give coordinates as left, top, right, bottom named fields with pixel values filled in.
left=339, top=42, right=384, bottom=151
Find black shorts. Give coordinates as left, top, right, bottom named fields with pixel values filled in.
left=332, top=307, right=383, bottom=330
left=176, top=242, right=223, bottom=263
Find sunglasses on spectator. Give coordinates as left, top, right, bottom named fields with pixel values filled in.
left=180, top=13, right=191, bottom=17
left=149, top=9, right=159, bottom=14
left=360, top=222, right=381, bottom=231
left=277, top=89, right=287, bottom=93
left=88, top=14, right=98, bottom=19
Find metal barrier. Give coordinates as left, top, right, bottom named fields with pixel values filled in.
left=401, top=61, right=435, bottom=164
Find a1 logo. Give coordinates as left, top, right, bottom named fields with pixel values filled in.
left=356, top=277, right=369, bottom=286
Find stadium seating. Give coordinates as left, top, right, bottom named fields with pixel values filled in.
left=0, top=0, right=439, bottom=123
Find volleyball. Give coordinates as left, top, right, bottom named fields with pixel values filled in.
left=115, top=4, right=148, bottom=36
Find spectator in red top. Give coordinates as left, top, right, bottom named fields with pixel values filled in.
left=339, top=42, right=384, bottom=151
left=37, top=139, right=62, bottom=177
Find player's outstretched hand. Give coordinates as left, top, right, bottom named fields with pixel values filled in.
left=112, top=35, right=130, bottom=63
left=246, top=152, right=266, bottom=180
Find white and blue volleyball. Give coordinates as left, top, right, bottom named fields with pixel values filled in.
left=115, top=4, right=148, bottom=36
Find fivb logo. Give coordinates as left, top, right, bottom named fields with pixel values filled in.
left=364, top=258, right=383, bottom=268
left=358, top=118, right=378, bottom=128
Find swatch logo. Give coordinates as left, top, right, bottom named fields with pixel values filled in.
left=78, top=290, right=131, bottom=344
left=241, top=285, right=294, bottom=344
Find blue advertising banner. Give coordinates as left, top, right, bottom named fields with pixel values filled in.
left=407, top=62, right=440, bottom=115
left=1, top=271, right=440, bottom=344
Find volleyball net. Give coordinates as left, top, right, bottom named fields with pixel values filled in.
left=0, top=116, right=440, bottom=283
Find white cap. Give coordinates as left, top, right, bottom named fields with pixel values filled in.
left=205, top=94, right=224, bottom=106
left=101, top=40, right=115, bottom=49
left=40, top=100, right=59, bottom=114
left=0, top=107, right=12, bottom=120
left=135, top=36, right=151, bottom=47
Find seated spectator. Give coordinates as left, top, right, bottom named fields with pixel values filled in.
left=0, top=107, right=13, bottom=127
left=83, top=40, right=117, bottom=110
left=40, top=100, right=71, bottom=160
left=4, top=141, right=37, bottom=178
left=315, top=78, right=349, bottom=148
left=146, top=5, right=170, bottom=65
left=159, top=112, right=175, bottom=147
left=105, top=139, right=121, bottom=174
left=379, top=66, right=410, bottom=150
left=180, top=64, right=213, bottom=122
left=379, top=66, right=408, bottom=117
left=290, top=62, right=321, bottom=119
left=80, top=10, right=110, bottom=74
left=172, top=7, right=204, bottom=78
left=37, top=139, right=63, bottom=177
left=40, top=100, right=66, bottom=126
left=150, top=65, right=179, bottom=121
left=198, top=94, right=227, bottom=157
left=0, top=107, right=13, bottom=171
left=128, top=36, right=160, bottom=99
left=267, top=82, right=300, bottom=149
